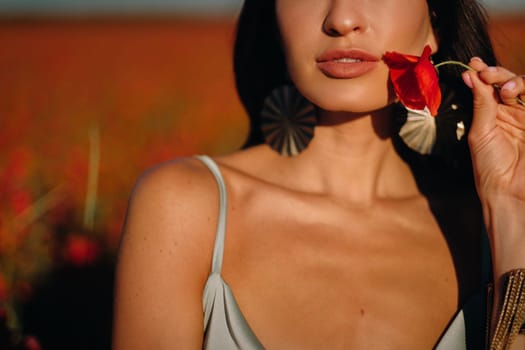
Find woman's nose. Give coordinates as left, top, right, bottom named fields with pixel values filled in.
left=322, top=0, right=367, bottom=37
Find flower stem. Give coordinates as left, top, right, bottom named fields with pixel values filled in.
left=434, top=60, right=476, bottom=72
left=435, top=60, right=525, bottom=106
left=84, top=125, right=100, bottom=232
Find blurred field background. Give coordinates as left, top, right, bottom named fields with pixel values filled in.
left=0, top=5, right=524, bottom=350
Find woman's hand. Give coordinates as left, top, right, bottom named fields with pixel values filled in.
left=462, top=58, right=525, bottom=275
left=463, top=58, right=525, bottom=350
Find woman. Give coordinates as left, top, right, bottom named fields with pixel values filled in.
left=112, top=0, right=525, bottom=348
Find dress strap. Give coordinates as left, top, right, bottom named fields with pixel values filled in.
left=195, top=155, right=228, bottom=275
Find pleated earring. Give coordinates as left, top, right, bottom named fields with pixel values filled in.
left=395, top=81, right=469, bottom=157
left=260, top=85, right=317, bottom=157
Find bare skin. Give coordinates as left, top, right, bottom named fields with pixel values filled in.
left=211, top=148, right=474, bottom=349
left=113, top=0, right=525, bottom=348
left=113, top=109, right=484, bottom=349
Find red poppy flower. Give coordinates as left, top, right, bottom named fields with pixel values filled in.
left=0, top=274, right=7, bottom=302
left=383, top=45, right=441, bottom=116
left=63, top=234, right=100, bottom=266
left=23, top=336, right=42, bottom=350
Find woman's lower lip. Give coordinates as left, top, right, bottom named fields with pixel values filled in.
left=317, top=61, right=378, bottom=79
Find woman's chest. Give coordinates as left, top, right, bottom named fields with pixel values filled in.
left=221, top=199, right=481, bottom=349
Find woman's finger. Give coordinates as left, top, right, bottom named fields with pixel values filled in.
left=477, top=65, right=517, bottom=87
left=467, top=58, right=525, bottom=107
left=468, top=57, right=489, bottom=72
left=462, top=68, right=499, bottom=143
left=499, top=75, right=525, bottom=107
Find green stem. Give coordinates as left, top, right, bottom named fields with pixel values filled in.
left=84, top=125, right=100, bottom=232
left=14, top=185, right=65, bottom=231
left=4, top=298, right=22, bottom=340
left=435, top=60, right=525, bottom=106
left=434, top=60, right=476, bottom=72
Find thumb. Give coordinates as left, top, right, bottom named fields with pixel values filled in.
left=462, top=70, right=499, bottom=141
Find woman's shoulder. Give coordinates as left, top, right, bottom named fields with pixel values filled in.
left=123, top=146, right=285, bottom=243
left=127, top=146, right=271, bottom=224
left=129, top=157, right=218, bottom=222
left=131, top=146, right=273, bottom=201
left=133, top=156, right=216, bottom=197
left=114, top=157, right=223, bottom=349
left=120, top=156, right=227, bottom=277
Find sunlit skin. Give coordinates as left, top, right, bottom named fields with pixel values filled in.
left=112, top=0, right=525, bottom=349
left=277, top=0, right=437, bottom=115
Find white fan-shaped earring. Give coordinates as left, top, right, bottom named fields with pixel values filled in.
left=399, top=107, right=437, bottom=155
left=260, top=85, right=317, bottom=157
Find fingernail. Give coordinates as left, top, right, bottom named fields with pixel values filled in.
left=463, top=73, right=473, bottom=89
left=486, top=66, right=498, bottom=72
left=502, top=81, right=517, bottom=91
left=471, top=57, right=483, bottom=62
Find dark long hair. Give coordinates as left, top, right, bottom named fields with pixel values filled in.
left=233, top=0, right=497, bottom=151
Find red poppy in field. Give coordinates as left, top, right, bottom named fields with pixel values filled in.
left=0, top=148, right=34, bottom=216
left=0, top=274, right=7, bottom=302
left=63, top=234, right=101, bottom=266
left=23, top=336, right=42, bottom=350
left=383, top=45, right=441, bottom=116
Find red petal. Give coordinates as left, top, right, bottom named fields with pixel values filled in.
left=64, top=234, right=100, bottom=266
left=414, top=47, right=441, bottom=115
left=383, top=50, right=420, bottom=66
left=383, top=45, right=441, bottom=116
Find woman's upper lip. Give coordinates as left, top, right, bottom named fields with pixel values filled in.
left=316, top=49, right=381, bottom=63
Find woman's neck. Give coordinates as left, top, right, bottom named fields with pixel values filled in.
left=294, top=108, right=421, bottom=205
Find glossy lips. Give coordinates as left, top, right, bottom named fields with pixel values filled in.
left=316, top=49, right=380, bottom=79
